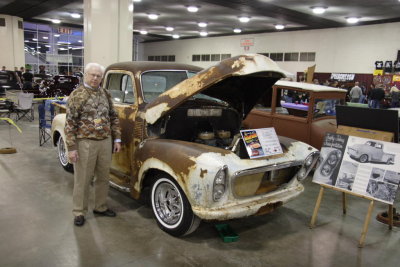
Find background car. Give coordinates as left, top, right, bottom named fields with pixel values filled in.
left=24, top=74, right=80, bottom=98
left=243, top=81, right=347, bottom=149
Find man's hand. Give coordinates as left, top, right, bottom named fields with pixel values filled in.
left=113, top=142, right=121, bottom=153
left=68, top=150, right=79, bottom=163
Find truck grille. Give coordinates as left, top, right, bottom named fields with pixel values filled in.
left=232, top=166, right=300, bottom=198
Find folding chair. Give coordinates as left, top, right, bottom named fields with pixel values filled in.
left=38, top=101, right=54, bottom=146
left=15, top=92, right=34, bottom=121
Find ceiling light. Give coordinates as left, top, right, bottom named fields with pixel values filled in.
left=311, top=7, right=327, bottom=14
left=239, top=16, right=250, bottom=23
left=199, top=31, right=208, bottom=37
left=70, top=13, right=81, bottom=19
left=78, top=40, right=82, bottom=43
left=275, top=24, right=285, bottom=30
left=42, top=36, right=48, bottom=39
left=166, top=26, right=174, bottom=31
left=187, top=6, right=199, bottom=13
left=51, top=19, right=61, bottom=24
left=233, top=28, right=242, bottom=33
left=129, top=4, right=133, bottom=12
left=32, top=38, right=38, bottom=41
left=140, top=30, right=148, bottom=35
left=45, top=45, right=51, bottom=47
left=148, top=14, right=158, bottom=20
left=54, top=34, right=60, bottom=37
left=198, top=22, right=207, bottom=27
left=24, top=40, right=29, bottom=42
left=133, top=0, right=142, bottom=2
left=346, top=17, right=360, bottom=23
left=172, top=34, right=180, bottom=39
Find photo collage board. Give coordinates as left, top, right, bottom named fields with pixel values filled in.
left=313, top=133, right=400, bottom=204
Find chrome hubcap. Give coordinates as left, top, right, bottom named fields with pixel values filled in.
left=154, top=182, right=182, bottom=225
left=58, top=137, right=68, bottom=166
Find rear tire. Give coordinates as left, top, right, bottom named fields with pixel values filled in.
left=57, top=135, right=73, bottom=173
left=150, top=174, right=200, bottom=237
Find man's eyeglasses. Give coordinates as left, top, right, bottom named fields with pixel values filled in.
left=87, top=73, right=102, bottom=79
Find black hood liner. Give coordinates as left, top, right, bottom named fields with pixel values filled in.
left=199, top=73, right=280, bottom=118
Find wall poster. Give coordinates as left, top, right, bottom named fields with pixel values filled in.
left=313, top=133, right=400, bottom=204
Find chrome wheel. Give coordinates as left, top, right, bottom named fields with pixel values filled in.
left=150, top=175, right=200, bottom=236
left=152, top=178, right=183, bottom=227
left=57, top=135, right=73, bottom=172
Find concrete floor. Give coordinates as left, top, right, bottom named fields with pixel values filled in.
left=0, top=116, right=399, bottom=267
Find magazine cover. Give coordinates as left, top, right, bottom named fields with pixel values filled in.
left=313, top=133, right=400, bottom=204
left=240, top=128, right=283, bottom=159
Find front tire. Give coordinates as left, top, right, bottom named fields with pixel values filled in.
left=57, top=135, right=73, bottom=173
left=151, top=174, right=200, bottom=237
left=359, top=154, right=369, bottom=163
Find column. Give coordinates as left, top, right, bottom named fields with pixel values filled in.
left=83, top=0, right=133, bottom=68
left=0, top=15, right=25, bottom=70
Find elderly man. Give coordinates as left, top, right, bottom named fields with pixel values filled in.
left=65, top=62, right=121, bottom=226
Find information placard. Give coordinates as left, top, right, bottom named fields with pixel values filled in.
left=313, top=133, right=400, bottom=204
left=240, top=128, right=283, bottom=159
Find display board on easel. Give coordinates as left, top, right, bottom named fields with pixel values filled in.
left=309, top=124, right=400, bottom=247
left=313, top=132, right=400, bottom=204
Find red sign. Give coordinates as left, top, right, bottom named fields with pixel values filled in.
left=240, top=38, right=254, bottom=47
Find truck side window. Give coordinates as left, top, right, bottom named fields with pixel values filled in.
left=106, top=73, right=135, bottom=104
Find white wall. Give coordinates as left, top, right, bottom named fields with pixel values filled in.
left=142, top=22, right=400, bottom=75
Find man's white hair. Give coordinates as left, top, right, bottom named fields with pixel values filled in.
left=84, top=62, right=105, bottom=75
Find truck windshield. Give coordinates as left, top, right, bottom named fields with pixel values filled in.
left=313, top=98, right=345, bottom=119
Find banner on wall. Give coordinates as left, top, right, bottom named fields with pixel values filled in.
left=373, top=69, right=383, bottom=76
left=330, top=73, right=355, bottom=81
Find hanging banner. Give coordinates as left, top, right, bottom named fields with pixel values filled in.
left=330, top=73, right=355, bottom=81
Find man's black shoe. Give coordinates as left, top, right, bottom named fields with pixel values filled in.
left=74, top=215, right=85, bottom=226
left=93, top=209, right=116, bottom=217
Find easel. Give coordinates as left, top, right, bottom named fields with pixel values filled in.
left=309, top=125, right=395, bottom=247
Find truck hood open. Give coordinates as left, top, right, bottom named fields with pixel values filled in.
left=144, top=54, right=287, bottom=124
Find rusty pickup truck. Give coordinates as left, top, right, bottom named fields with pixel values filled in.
left=51, top=54, right=319, bottom=236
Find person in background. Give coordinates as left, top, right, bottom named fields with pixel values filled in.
left=349, top=81, right=362, bottom=103
left=369, top=84, right=385, bottom=109
left=1, top=66, right=6, bottom=71
left=14, top=67, right=22, bottom=84
left=390, top=84, right=399, bottom=108
left=38, top=65, right=46, bottom=75
left=22, top=68, right=34, bottom=90
left=65, top=62, right=121, bottom=227
left=313, top=79, right=320, bottom=85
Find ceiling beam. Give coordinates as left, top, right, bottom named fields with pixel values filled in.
left=199, top=0, right=344, bottom=28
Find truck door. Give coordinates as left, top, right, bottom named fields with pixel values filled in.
left=104, top=71, right=138, bottom=189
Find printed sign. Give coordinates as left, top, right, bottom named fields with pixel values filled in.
left=313, top=133, right=400, bottom=204
left=330, top=73, right=355, bottom=81
left=240, top=38, right=254, bottom=47
left=240, top=128, right=283, bottom=159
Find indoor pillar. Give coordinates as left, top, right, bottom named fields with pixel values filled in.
left=83, top=0, right=133, bottom=68
left=0, top=15, right=25, bottom=70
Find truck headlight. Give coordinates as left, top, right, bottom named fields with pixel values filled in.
left=297, top=151, right=320, bottom=181
left=213, top=166, right=227, bottom=201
